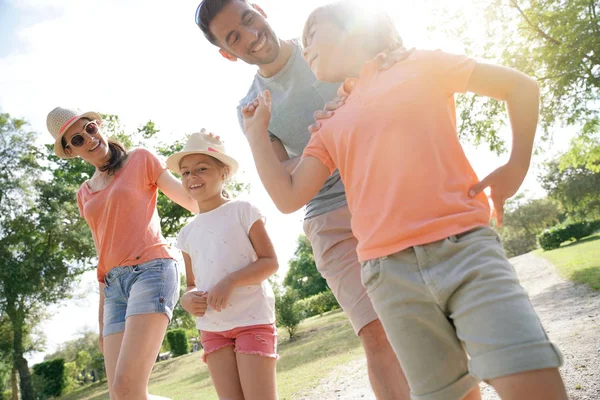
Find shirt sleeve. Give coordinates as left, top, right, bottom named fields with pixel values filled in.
left=422, top=50, right=477, bottom=95
left=76, top=188, right=85, bottom=218
left=175, top=226, right=188, bottom=253
left=302, top=131, right=336, bottom=175
left=240, top=201, right=265, bottom=235
left=138, top=148, right=168, bottom=186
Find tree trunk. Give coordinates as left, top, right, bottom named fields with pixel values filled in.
left=7, top=305, right=34, bottom=400
left=13, top=331, right=33, bottom=400
left=11, top=367, right=19, bottom=400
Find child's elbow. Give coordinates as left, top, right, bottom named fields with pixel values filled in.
left=271, top=258, right=279, bottom=274
left=276, top=201, right=302, bottom=214
left=527, top=77, right=540, bottom=96
left=515, top=75, right=539, bottom=99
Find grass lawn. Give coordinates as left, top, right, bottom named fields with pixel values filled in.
left=60, top=309, right=363, bottom=400
left=534, top=233, right=600, bottom=291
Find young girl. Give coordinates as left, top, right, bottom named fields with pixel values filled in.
left=167, top=131, right=279, bottom=400
left=241, top=2, right=567, bottom=400
left=46, top=107, right=198, bottom=400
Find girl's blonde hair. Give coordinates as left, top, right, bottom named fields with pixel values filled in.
left=303, top=1, right=403, bottom=58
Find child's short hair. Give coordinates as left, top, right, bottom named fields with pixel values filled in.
left=303, top=1, right=403, bottom=58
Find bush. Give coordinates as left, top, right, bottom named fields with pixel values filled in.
left=538, top=219, right=600, bottom=250
left=32, top=358, right=66, bottom=398
left=166, top=329, right=189, bottom=357
left=297, top=289, right=340, bottom=318
left=275, top=289, right=303, bottom=339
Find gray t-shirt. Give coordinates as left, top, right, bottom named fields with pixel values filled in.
left=237, top=40, right=347, bottom=219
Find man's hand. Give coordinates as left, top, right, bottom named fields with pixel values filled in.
left=181, top=290, right=209, bottom=317
left=242, top=90, right=272, bottom=139
left=468, top=162, right=529, bottom=227
left=375, top=47, right=416, bottom=71
left=208, top=277, right=235, bottom=312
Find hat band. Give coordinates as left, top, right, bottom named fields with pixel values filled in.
left=59, top=115, right=80, bottom=135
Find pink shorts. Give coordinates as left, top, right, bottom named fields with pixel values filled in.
left=200, top=323, right=278, bottom=363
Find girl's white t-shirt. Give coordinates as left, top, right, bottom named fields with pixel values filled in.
left=176, top=200, right=275, bottom=332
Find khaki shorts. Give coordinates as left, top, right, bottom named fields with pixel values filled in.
left=303, top=205, right=378, bottom=335
left=361, top=227, right=563, bottom=400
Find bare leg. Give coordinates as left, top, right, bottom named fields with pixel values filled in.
left=236, top=353, right=278, bottom=400
left=206, top=346, right=245, bottom=400
left=489, top=368, right=567, bottom=400
left=103, top=332, right=124, bottom=399
left=359, top=319, right=410, bottom=400
left=111, top=313, right=169, bottom=400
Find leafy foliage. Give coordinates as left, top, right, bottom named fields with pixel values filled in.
left=538, top=219, right=600, bottom=250
left=283, top=236, right=328, bottom=299
left=430, top=0, right=600, bottom=150
left=498, top=196, right=563, bottom=257
left=43, top=329, right=105, bottom=387
left=166, top=329, right=189, bottom=357
left=540, top=158, right=600, bottom=221
left=275, top=289, right=303, bottom=339
left=296, top=289, right=339, bottom=318
left=32, top=359, right=65, bottom=398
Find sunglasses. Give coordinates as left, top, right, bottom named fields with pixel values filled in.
left=67, top=120, right=99, bottom=148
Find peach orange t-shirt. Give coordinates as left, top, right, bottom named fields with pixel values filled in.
left=303, top=50, right=491, bottom=262
left=77, top=148, right=178, bottom=282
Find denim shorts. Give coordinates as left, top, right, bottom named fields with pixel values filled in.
left=103, top=258, right=180, bottom=337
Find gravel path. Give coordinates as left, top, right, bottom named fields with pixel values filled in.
left=294, top=253, right=600, bottom=399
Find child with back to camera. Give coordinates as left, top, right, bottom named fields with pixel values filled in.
left=241, top=2, right=567, bottom=399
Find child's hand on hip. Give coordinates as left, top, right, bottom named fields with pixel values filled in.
left=468, top=162, right=529, bottom=227
left=242, top=90, right=272, bottom=139
left=181, top=290, right=208, bottom=317
left=208, top=277, right=235, bottom=312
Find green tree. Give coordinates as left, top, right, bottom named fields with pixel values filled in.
left=499, top=196, right=563, bottom=257
left=560, top=132, right=600, bottom=173
left=430, top=0, right=600, bottom=150
left=275, top=289, right=302, bottom=339
left=45, top=329, right=105, bottom=385
left=283, top=235, right=328, bottom=299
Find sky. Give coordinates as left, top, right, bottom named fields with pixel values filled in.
left=0, top=0, right=575, bottom=364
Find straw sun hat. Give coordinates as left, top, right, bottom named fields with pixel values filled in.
left=166, top=130, right=239, bottom=176
left=46, top=107, right=103, bottom=159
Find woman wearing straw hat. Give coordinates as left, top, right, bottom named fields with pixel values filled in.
left=47, top=107, right=199, bottom=400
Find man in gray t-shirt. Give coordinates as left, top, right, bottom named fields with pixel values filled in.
left=236, top=39, right=346, bottom=219
left=196, top=2, right=409, bottom=398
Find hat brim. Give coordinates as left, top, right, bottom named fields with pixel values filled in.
left=53, top=111, right=103, bottom=159
left=166, top=150, right=239, bottom=177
